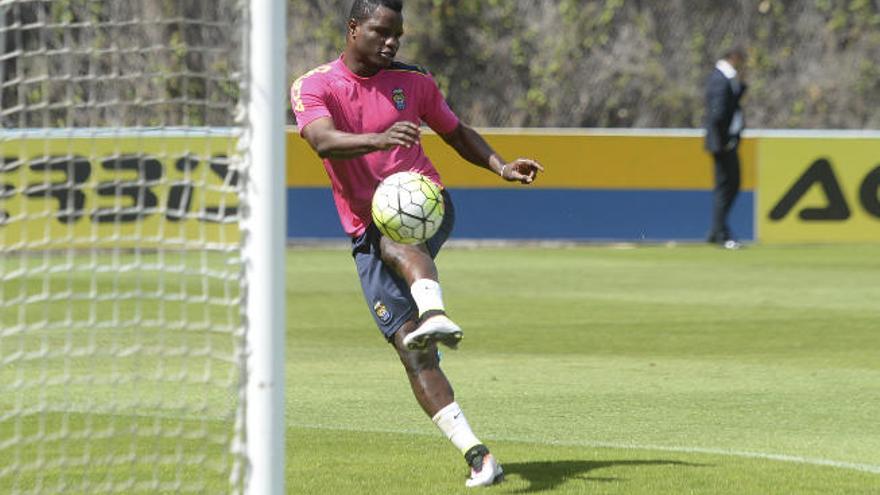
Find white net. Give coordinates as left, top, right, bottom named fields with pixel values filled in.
left=0, top=1, right=249, bottom=493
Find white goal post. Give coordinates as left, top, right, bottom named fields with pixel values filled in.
left=243, top=0, right=287, bottom=494
left=0, top=1, right=286, bottom=494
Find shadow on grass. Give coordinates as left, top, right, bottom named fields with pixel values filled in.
left=502, top=459, right=706, bottom=493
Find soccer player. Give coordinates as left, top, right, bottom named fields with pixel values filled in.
left=291, top=0, right=543, bottom=488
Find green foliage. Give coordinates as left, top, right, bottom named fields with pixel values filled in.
left=3, top=1, right=243, bottom=127
left=288, top=0, right=880, bottom=128
left=13, top=0, right=879, bottom=128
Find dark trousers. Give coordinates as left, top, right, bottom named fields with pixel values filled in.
left=709, top=148, right=741, bottom=243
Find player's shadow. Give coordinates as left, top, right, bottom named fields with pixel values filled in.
left=502, top=459, right=706, bottom=493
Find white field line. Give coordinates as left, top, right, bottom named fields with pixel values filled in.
left=294, top=422, right=880, bottom=475
left=13, top=408, right=880, bottom=475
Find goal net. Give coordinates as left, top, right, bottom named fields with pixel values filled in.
left=0, top=1, right=265, bottom=493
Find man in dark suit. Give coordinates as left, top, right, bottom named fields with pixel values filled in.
left=704, top=46, right=748, bottom=249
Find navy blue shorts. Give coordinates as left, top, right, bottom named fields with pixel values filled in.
left=351, top=189, right=455, bottom=341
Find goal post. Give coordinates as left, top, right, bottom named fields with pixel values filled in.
left=242, top=0, right=287, bottom=494
left=0, top=1, right=287, bottom=493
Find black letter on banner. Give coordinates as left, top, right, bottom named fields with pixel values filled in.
left=167, top=155, right=199, bottom=221
left=24, top=156, right=91, bottom=223
left=859, top=165, right=880, bottom=218
left=93, top=155, right=162, bottom=223
left=769, top=158, right=850, bottom=221
left=0, top=157, right=20, bottom=224
left=203, top=155, right=239, bottom=222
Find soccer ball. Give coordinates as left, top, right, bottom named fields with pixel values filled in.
left=371, top=171, right=445, bottom=244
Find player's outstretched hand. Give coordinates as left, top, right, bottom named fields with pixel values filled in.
left=378, top=121, right=421, bottom=150
left=501, top=158, right=544, bottom=184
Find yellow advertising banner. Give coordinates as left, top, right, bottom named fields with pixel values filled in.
left=287, top=128, right=757, bottom=190
left=758, top=138, right=880, bottom=243
left=0, top=132, right=240, bottom=250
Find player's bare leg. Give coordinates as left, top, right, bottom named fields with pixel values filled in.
left=392, top=321, right=453, bottom=415
left=378, top=236, right=436, bottom=285
left=380, top=237, right=463, bottom=350
left=392, top=322, right=503, bottom=487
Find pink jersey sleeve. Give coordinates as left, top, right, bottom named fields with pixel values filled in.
left=290, top=65, right=333, bottom=133
left=420, top=74, right=459, bottom=135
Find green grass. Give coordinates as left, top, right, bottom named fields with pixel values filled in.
left=3, top=244, right=880, bottom=493
left=285, top=244, right=880, bottom=494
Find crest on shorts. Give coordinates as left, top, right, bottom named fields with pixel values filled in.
left=373, top=300, right=392, bottom=323
left=391, top=88, right=406, bottom=111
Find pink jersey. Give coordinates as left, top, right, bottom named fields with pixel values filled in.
left=291, top=56, right=460, bottom=237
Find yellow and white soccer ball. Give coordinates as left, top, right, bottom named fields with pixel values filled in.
left=371, top=171, right=445, bottom=244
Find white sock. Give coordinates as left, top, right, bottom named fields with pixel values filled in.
left=410, top=278, right=445, bottom=317
left=432, top=401, right=481, bottom=455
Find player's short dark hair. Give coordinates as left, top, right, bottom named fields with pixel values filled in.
left=349, top=0, right=403, bottom=23
left=722, top=44, right=748, bottom=61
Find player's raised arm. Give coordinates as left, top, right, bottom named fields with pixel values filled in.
left=439, top=122, right=544, bottom=184
left=301, top=117, right=421, bottom=159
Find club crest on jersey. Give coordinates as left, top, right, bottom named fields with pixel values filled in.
left=373, top=301, right=392, bottom=323
left=391, top=88, right=406, bottom=111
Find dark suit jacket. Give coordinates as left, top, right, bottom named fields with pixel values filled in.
left=703, top=67, right=747, bottom=153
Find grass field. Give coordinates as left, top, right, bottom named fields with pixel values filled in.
left=2, top=243, right=880, bottom=493
left=287, top=243, right=880, bottom=494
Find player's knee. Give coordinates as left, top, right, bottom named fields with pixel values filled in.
left=379, top=241, right=404, bottom=272
left=399, top=347, right=440, bottom=375
left=393, top=323, right=439, bottom=372
left=380, top=237, right=433, bottom=275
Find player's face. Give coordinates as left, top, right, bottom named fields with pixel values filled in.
left=349, top=6, right=403, bottom=73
